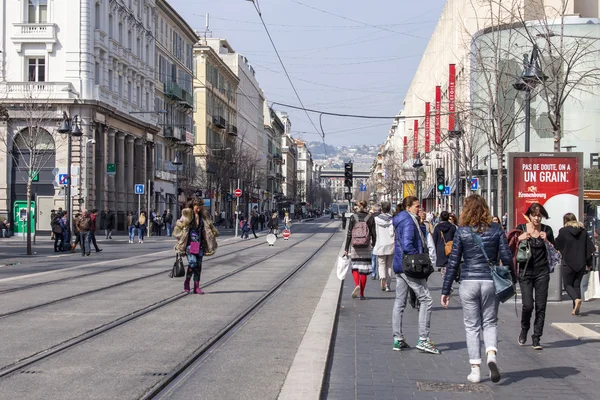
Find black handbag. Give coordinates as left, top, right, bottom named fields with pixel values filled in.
left=169, top=254, right=186, bottom=278
left=401, top=216, right=434, bottom=279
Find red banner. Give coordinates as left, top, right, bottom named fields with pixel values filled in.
left=424, top=102, right=431, bottom=153
left=448, top=64, right=456, bottom=131
left=435, top=86, right=441, bottom=145
left=403, top=136, right=408, bottom=162
left=413, top=119, right=418, bottom=159
left=511, top=155, right=581, bottom=234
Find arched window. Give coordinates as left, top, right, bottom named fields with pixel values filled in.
left=12, top=127, right=55, bottom=169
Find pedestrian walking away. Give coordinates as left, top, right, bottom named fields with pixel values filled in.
left=432, top=211, right=457, bottom=282
left=555, top=213, right=595, bottom=316
left=392, top=196, right=439, bottom=354
left=127, top=211, right=136, bottom=243
left=90, top=209, right=103, bottom=252
left=267, top=212, right=279, bottom=236
left=441, top=195, right=515, bottom=384
left=509, top=202, right=555, bottom=350
left=77, top=210, right=93, bottom=256
left=373, top=202, right=394, bottom=292
left=341, top=212, right=347, bottom=230
left=370, top=206, right=381, bottom=280
left=165, top=209, right=173, bottom=237
left=104, top=208, right=114, bottom=239
left=174, top=200, right=209, bottom=295
left=137, top=212, right=147, bottom=243
left=250, top=211, right=259, bottom=239
left=344, top=200, right=376, bottom=300
left=51, top=213, right=64, bottom=252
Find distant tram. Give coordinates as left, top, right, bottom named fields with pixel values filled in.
left=331, top=202, right=349, bottom=218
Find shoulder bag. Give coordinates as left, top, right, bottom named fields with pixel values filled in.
left=401, top=216, right=434, bottom=279
left=440, top=231, right=453, bottom=256
left=470, top=230, right=515, bottom=303
left=169, top=254, right=186, bottom=278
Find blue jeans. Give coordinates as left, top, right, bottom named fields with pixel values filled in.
left=138, top=225, right=146, bottom=240
left=371, top=253, right=378, bottom=278
left=128, top=226, right=136, bottom=241
left=80, top=231, right=91, bottom=255
left=166, top=223, right=172, bottom=237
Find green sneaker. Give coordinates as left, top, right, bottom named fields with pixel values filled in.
left=393, top=338, right=410, bottom=351
left=416, top=339, right=440, bottom=355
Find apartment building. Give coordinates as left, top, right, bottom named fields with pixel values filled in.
left=295, top=139, right=314, bottom=204
left=263, top=104, right=284, bottom=212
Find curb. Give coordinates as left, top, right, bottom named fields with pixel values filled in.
left=277, top=241, right=344, bottom=400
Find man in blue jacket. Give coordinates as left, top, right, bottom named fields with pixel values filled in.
left=392, top=196, right=439, bottom=354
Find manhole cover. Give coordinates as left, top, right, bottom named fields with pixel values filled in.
left=417, top=381, right=491, bottom=393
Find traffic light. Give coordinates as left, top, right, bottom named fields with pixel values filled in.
left=344, top=162, right=353, bottom=188
left=436, top=168, right=445, bottom=193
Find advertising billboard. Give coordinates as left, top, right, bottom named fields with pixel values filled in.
left=507, top=152, right=583, bottom=233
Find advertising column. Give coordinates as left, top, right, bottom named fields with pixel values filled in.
left=508, top=152, right=584, bottom=301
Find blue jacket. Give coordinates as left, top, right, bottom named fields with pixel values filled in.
left=441, top=222, right=515, bottom=295
left=392, top=211, right=427, bottom=274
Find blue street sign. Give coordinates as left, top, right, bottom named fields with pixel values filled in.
left=470, top=177, right=479, bottom=191
left=135, top=184, right=145, bottom=195
left=360, top=184, right=367, bottom=192
left=58, top=174, right=69, bottom=185
left=226, top=194, right=233, bottom=202
left=443, top=186, right=451, bottom=196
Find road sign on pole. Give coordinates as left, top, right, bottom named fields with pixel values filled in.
left=234, top=188, right=242, bottom=197
left=106, top=163, right=116, bottom=175
left=470, top=177, right=479, bottom=191
left=443, top=186, right=451, bottom=196
left=59, top=174, right=69, bottom=185
left=345, top=192, right=353, bottom=200
left=135, top=184, right=145, bottom=195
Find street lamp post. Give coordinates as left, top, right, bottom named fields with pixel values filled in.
left=172, top=152, right=183, bottom=219
left=513, top=45, right=547, bottom=152
left=57, top=112, right=82, bottom=234
left=413, top=152, right=423, bottom=204
left=449, top=119, right=463, bottom=216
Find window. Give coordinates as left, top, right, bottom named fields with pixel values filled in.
left=108, top=14, right=113, bottom=38
left=136, top=37, right=141, bottom=57
left=27, top=58, right=45, bottom=82
left=127, top=81, right=132, bottom=102
left=136, top=85, right=141, bottom=106
left=95, top=3, right=100, bottom=29
left=118, top=22, right=123, bottom=43
left=108, top=69, right=113, bottom=91
left=94, top=62, right=100, bottom=85
left=145, top=44, right=149, bottom=64
left=128, top=30, right=132, bottom=51
left=28, top=0, right=47, bottom=23
left=118, top=75, right=123, bottom=96
left=145, top=91, right=149, bottom=111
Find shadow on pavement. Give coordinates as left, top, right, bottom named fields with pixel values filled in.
left=499, top=366, right=580, bottom=385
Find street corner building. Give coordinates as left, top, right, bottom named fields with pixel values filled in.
left=0, top=0, right=197, bottom=233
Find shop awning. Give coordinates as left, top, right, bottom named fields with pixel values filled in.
left=422, top=184, right=435, bottom=200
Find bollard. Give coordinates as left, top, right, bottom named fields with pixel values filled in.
left=547, top=262, right=563, bottom=302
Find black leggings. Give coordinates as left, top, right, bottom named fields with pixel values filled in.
left=562, top=265, right=586, bottom=305
left=519, top=270, right=550, bottom=339
left=54, top=235, right=64, bottom=251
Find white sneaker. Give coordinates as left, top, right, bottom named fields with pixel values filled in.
left=487, top=354, right=501, bottom=383
left=351, top=286, right=360, bottom=299
left=467, top=366, right=481, bottom=383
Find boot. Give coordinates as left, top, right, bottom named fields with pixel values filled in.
left=194, top=281, right=204, bottom=295
left=184, top=277, right=191, bottom=294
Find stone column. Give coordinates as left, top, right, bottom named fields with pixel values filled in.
left=126, top=136, right=135, bottom=212
left=107, top=128, right=116, bottom=211
left=116, top=132, right=126, bottom=229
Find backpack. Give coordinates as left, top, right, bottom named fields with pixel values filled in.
left=351, top=214, right=371, bottom=248
left=441, top=231, right=453, bottom=256
left=51, top=219, right=63, bottom=234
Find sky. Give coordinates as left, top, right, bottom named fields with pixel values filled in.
left=169, top=0, right=447, bottom=147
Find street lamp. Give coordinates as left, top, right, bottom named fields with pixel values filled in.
left=513, top=44, right=548, bottom=152
left=449, top=118, right=463, bottom=216
left=57, top=112, right=82, bottom=232
left=412, top=152, right=423, bottom=203
left=172, top=151, right=183, bottom=219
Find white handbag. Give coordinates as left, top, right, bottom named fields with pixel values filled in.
left=336, top=255, right=351, bottom=280
left=583, top=270, right=600, bottom=301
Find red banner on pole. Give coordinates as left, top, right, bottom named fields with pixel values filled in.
left=435, top=86, right=441, bottom=145
left=424, top=102, right=431, bottom=153
left=403, top=136, right=408, bottom=162
left=413, top=119, right=419, bottom=159
left=448, top=64, right=456, bottom=131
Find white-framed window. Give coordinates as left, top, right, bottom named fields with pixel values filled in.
left=28, top=0, right=47, bottom=23
left=127, top=81, right=132, bottom=102
left=95, top=2, right=100, bottom=29
left=94, top=62, right=100, bottom=85
left=128, top=30, right=132, bottom=51
left=145, top=44, right=149, bottom=64
left=118, top=22, right=123, bottom=43
left=136, top=37, right=141, bottom=57
left=108, top=14, right=113, bottom=38
left=145, top=91, right=149, bottom=111
left=136, top=85, right=141, bottom=106
left=118, top=75, right=123, bottom=97
left=108, top=69, right=113, bottom=91
left=27, top=58, right=45, bottom=82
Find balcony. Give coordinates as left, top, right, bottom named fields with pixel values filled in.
left=164, top=81, right=183, bottom=101
left=11, top=23, right=57, bottom=52
left=272, top=153, right=282, bottom=164
left=226, top=123, right=238, bottom=136
left=181, top=89, right=193, bottom=109
left=163, top=126, right=184, bottom=141
left=0, top=82, right=79, bottom=100
left=212, top=116, right=226, bottom=129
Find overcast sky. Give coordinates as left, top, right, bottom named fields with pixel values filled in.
left=170, top=0, right=446, bottom=147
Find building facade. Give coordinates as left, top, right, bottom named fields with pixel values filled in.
left=295, top=139, right=314, bottom=204
left=263, top=104, right=284, bottom=213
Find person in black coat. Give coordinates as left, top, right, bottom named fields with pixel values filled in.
left=555, top=213, right=596, bottom=315
left=432, top=211, right=457, bottom=278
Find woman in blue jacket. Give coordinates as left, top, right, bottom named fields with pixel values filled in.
left=441, top=195, right=515, bottom=384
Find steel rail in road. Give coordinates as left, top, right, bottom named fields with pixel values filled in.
left=0, top=220, right=337, bottom=379
left=140, top=224, right=340, bottom=400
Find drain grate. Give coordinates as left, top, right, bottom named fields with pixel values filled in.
left=20, top=370, right=41, bottom=374
left=146, top=372, right=169, bottom=377
left=417, top=381, right=491, bottom=393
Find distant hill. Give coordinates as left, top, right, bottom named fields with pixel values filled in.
left=306, top=141, right=336, bottom=156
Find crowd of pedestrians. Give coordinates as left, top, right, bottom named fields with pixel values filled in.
left=342, top=194, right=597, bottom=384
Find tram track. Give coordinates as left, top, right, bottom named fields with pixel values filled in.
left=141, top=223, right=339, bottom=399
left=0, top=221, right=337, bottom=379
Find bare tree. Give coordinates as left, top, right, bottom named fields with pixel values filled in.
left=0, top=88, right=66, bottom=255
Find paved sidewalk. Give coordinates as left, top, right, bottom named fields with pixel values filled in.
left=323, top=272, right=600, bottom=400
